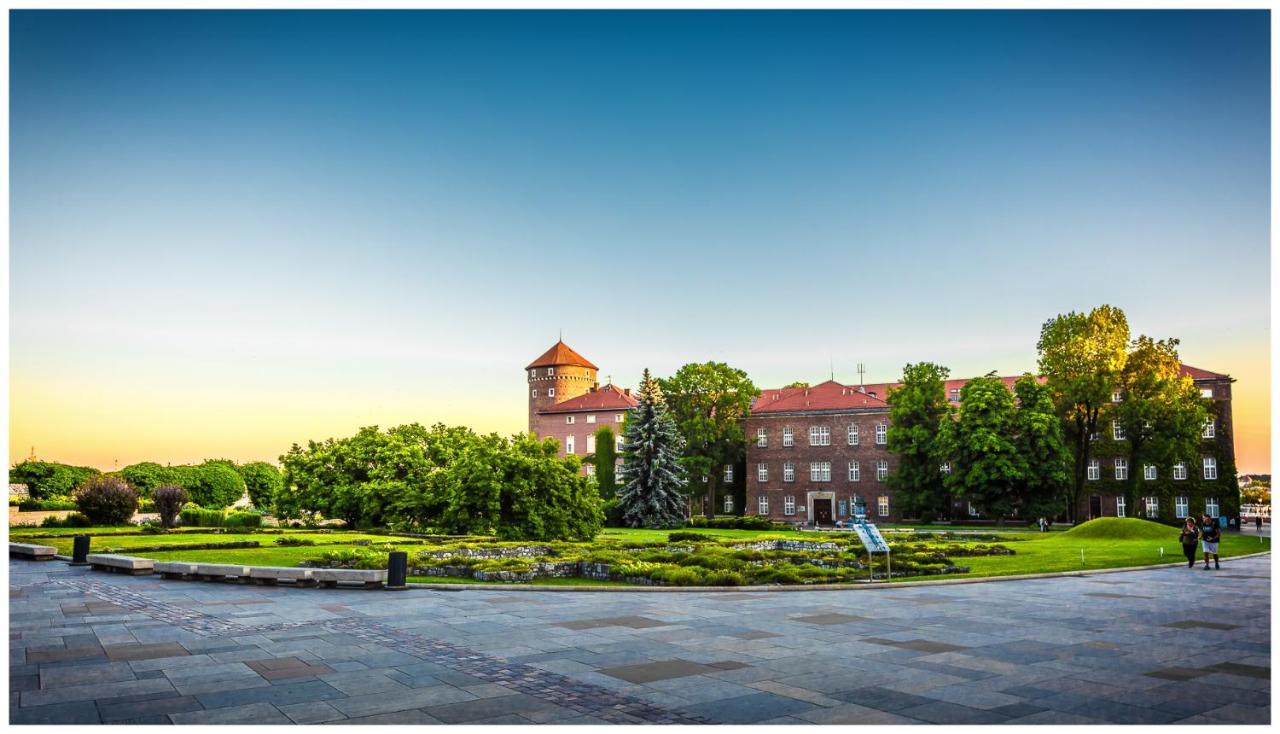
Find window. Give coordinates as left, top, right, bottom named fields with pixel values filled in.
left=724, top=464, right=734, bottom=483
left=968, top=502, right=981, bottom=517
left=1202, top=457, right=1217, bottom=480
left=948, top=388, right=961, bottom=403
left=838, top=500, right=848, bottom=517
left=1200, top=387, right=1214, bottom=399
left=585, top=464, right=595, bottom=477
left=1144, top=464, right=1157, bottom=481
left=1206, top=497, right=1220, bottom=516
left=847, top=424, right=859, bottom=445
left=530, top=369, right=537, bottom=379
left=566, top=416, right=576, bottom=424
left=809, top=426, right=830, bottom=446
left=1144, top=496, right=1159, bottom=519
left=586, top=435, right=596, bottom=453
left=615, top=414, right=624, bottom=423
left=783, top=462, right=795, bottom=482
left=531, top=389, right=538, bottom=398
left=1202, top=419, right=1215, bottom=438
left=877, top=496, right=890, bottom=517
left=1087, top=460, right=1100, bottom=480
left=848, top=461, right=860, bottom=482
left=565, top=435, right=575, bottom=454
left=1112, top=391, right=1123, bottom=402
left=784, top=496, right=796, bottom=516
left=940, top=462, right=951, bottom=475
left=783, top=427, right=794, bottom=447
left=615, top=436, right=624, bottom=451
left=876, top=460, right=888, bottom=481
left=547, top=367, right=555, bottom=376
left=757, top=463, right=769, bottom=482
left=852, top=495, right=865, bottom=517
left=1116, top=496, right=1126, bottom=518
left=875, top=423, right=887, bottom=445
left=724, top=495, right=734, bottom=513
left=1176, top=496, right=1189, bottom=518
left=810, top=462, right=831, bottom=482
left=548, top=388, right=556, bottom=398
left=1112, top=421, right=1125, bottom=441
left=756, top=428, right=768, bottom=448
left=758, top=495, right=769, bottom=514
left=1114, top=459, right=1128, bottom=481
left=1173, top=463, right=1187, bottom=480
left=586, top=414, right=596, bottom=424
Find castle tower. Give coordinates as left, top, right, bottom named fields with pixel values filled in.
left=526, top=340, right=599, bottom=431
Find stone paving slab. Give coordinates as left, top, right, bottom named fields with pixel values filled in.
left=8, top=554, right=1271, bottom=724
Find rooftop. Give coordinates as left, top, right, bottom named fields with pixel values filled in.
left=538, top=384, right=637, bottom=414
left=526, top=340, right=598, bottom=370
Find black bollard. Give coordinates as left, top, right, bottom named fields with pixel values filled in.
left=386, top=551, right=408, bottom=590
left=71, top=535, right=91, bottom=566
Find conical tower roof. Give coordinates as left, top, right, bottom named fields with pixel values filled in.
left=525, top=340, right=599, bottom=370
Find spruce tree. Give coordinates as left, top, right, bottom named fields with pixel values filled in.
left=617, top=369, right=687, bottom=528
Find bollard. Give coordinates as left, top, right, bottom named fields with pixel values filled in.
left=71, top=535, right=91, bottom=566
left=386, top=551, right=408, bottom=590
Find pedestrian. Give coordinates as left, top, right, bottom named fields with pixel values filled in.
left=1256, top=515, right=1263, bottom=532
left=1200, top=513, right=1221, bottom=570
left=1179, top=517, right=1200, bottom=568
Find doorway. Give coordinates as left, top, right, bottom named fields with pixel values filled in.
left=813, top=498, right=833, bottom=526
left=1089, top=495, right=1103, bottom=519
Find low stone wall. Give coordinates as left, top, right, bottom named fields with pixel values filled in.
left=733, top=540, right=845, bottom=552
left=418, top=545, right=552, bottom=561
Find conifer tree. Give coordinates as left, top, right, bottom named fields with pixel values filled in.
left=617, top=369, right=687, bottom=528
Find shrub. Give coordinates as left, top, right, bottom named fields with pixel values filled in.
left=651, top=566, right=708, bottom=586
left=9, top=461, right=101, bottom=500
left=180, top=508, right=225, bottom=527
left=602, top=499, right=625, bottom=528
left=41, top=512, right=93, bottom=528
left=180, top=463, right=246, bottom=509
left=17, top=497, right=78, bottom=511
left=667, top=531, right=707, bottom=543
left=224, top=511, right=263, bottom=528
left=153, top=485, right=188, bottom=529
left=237, top=462, right=283, bottom=512
left=274, top=536, right=316, bottom=546
left=685, top=515, right=780, bottom=531
left=73, top=476, right=138, bottom=525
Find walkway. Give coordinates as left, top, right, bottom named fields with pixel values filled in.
left=10, top=556, right=1270, bottom=724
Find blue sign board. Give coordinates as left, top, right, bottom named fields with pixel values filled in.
left=853, top=519, right=889, bottom=554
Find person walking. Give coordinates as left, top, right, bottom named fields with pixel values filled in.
left=1256, top=515, right=1263, bottom=532
left=1200, top=513, right=1221, bottom=570
left=1179, top=517, right=1200, bottom=568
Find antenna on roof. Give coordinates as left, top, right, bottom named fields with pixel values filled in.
left=558, top=328, right=563, bottom=342
left=856, top=363, right=866, bottom=387
left=829, top=354, right=834, bottom=381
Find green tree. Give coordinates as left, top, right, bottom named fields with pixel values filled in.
left=117, top=462, right=176, bottom=498
left=942, top=374, right=1023, bottom=522
left=9, top=461, right=100, bottom=500
left=591, top=425, right=619, bottom=499
left=238, top=461, right=284, bottom=510
left=782, top=381, right=810, bottom=389
left=1012, top=374, right=1070, bottom=519
left=659, top=362, right=759, bottom=518
left=1111, top=336, right=1210, bottom=515
left=1037, top=305, right=1130, bottom=523
left=617, top=369, right=688, bottom=528
left=184, top=462, right=246, bottom=509
left=886, top=362, right=952, bottom=520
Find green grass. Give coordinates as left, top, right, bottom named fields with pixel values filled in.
left=1060, top=517, right=1180, bottom=541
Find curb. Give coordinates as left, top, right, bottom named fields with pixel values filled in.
left=405, top=550, right=1272, bottom=592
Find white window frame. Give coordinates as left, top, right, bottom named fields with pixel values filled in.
left=615, top=413, right=624, bottom=423
left=1202, top=457, right=1217, bottom=480
left=876, top=460, right=888, bottom=481
left=1087, top=460, right=1100, bottom=481
left=968, top=502, right=980, bottom=517
left=810, top=462, right=831, bottom=482
left=783, top=496, right=796, bottom=516
left=1116, top=496, right=1126, bottom=518
left=847, top=424, right=859, bottom=445
left=783, top=462, right=795, bottom=482
left=1175, top=496, right=1189, bottom=518
left=724, top=495, right=734, bottom=513
left=1200, top=387, right=1214, bottom=399
left=875, top=423, right=887, bottom=445
left=848, top=461, right=860, bottom=482
left=1143, top=464, right=1156, bottom=481
left=809, top=425, right=831, bottom=446
left=531, top=389, right=538, bottom=398
left=758, top=495, right=769, bottom=514
left=547, top=367, right=555, bottom=376
left=547, top=388, right=556, bottom=398
left=948, top=388, right=961, bottom=403
left=756, top=427, right=768, bottom=448
left=615, top=436, right=623, bottom=451
left=1112, top=421, right=1125, bottom=441
left=757, top=463, right=769, bottom=482
left=586, top=435, right=595, bottom=453
left=1206, top=497, right=1220, bottom=516
left=1144, top=496, right=1158, bottom=519
left=566, top=416, right=575, bottom=424
left=723, top=464, right=734, bottom=483
left=782, top=426, right=794, bottom=447
left=940, top=462, right=951, bottom=475
left=1114, top=458, right=1128, bottom=481
left=585, top=464, right=595, bottom=477
left=586, top=414, right=596, bottom=424
left=565, top=435, right=575, bottom=454
left=1203, top=419, right=1215, bottom=439
left=877, top=495, right=890, bottom=517
left=1112, top=391, right=1123, bottom=403
left=1173, top=463, right=1188, bottom=480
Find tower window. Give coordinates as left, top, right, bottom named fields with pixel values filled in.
left=531, top=389, right=537, bottom=398
left=548, top=388, right=555, bottom=398
left=547, top=367, right=555, bottom=376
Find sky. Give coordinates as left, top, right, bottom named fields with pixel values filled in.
left=9, top=10, right=1271, bottom=474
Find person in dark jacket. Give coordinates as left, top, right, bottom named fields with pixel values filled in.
left=1256, top=515, right=1263, bottom=532
left=1179, top=518, right=1200, bottom=568
left=1200, top=514, right=1221, bottom=570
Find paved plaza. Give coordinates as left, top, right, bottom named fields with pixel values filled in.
left=9, top=555, right=1270, bottom=725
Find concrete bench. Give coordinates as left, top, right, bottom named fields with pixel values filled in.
left=86, top=554, right=154, bottom=575
left=9, top=543, right=56, bottom=561
left=312, top=568, right=388, bottom=589
left=191, top=563, right=253, bottom=583
left=247, top=566, right=316, bottom=587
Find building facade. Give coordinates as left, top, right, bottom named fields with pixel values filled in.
left=526, top=340, right=635, bottom=475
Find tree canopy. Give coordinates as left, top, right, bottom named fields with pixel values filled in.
left=617, top=369, right=688, bottom=528
left=885, top=362, right=952, bottom=520
left=941, top=374, right=1022, bottom=521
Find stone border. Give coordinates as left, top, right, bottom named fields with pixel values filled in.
left=404, top=550, right=1273, bottom=592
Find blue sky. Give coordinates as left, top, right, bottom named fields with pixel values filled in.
left=9, top=11, right=1271, bottom=471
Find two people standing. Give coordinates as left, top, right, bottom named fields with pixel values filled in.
left=1180, top=515, right=1222, bottom=570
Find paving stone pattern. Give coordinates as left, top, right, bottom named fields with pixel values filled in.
left=9, top=555, right=1271, bottom=724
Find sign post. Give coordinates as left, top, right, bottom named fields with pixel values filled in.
left=852, top=517, right=891, bottom=582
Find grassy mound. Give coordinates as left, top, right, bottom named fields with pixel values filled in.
left=1062, top=517, right=1175, bottom=541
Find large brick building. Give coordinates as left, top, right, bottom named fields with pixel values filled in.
left=744, top=367, right=1238, bottom=526
left=526, top=340, right=635, bottom=475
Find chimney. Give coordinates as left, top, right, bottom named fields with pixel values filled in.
left=624, top=388, right=631, bottom=396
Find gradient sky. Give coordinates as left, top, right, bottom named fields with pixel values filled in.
left=10, top=10, right=1271, bottom=473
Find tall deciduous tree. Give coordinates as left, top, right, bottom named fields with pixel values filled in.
left=591, top=425, right=619, bottom=499
left=1012, top=374, right=1070, bottom=519
left=941, top=374, right=1023, bottom=522
left=1111, top=336, right=1210, bottom=515
left=1037, top=305, right=1130, bottom=523
left=658, top=362, right=758, bottom=518
left=886, top=362, right=952, bottom=520
left=617, top=369, right=688, bottom=528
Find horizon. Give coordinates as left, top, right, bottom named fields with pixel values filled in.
left=10, top=10, right=1270, bottom=474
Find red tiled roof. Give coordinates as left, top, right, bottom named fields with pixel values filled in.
left=526, top=340, right=598, bottom=370
left=538, top=384, right=637, bottom=414
left=751, top=380, right=890, bottom=414
left=1180, top=364, right=1230, bottom=380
